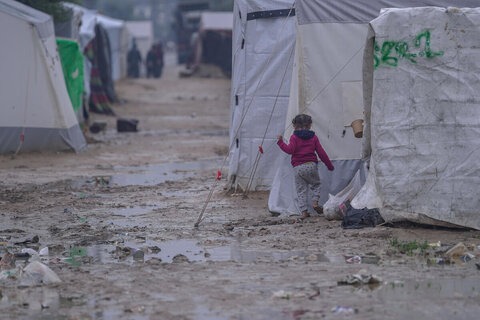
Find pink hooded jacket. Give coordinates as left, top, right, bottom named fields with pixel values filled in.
left=277, top=130, right=334, bottom=170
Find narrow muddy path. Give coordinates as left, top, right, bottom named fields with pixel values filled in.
left=1, top=66, right=479, bottom=320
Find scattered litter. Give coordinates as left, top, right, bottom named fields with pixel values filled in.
left=20, top=261, right=61, bottom=286
left=39, top=247, right=49, bottom=256
left=331, top=306, right=356, bottom=315
left=271, top=290, right=306, bottom=300
left=14, top=235, right=39, bottom=245
left=324, top=170, right=363, bottom=221
left=428, top=241, right=441, bottom=247
left=0, top=253, right=16, bottom=269
left=132, top=249, right=144, bottom=260
left=0, top=268, right=18, bottom=280
left=306, top=254, right=318, bottom=261
left=338, top=274, right=382, bottom=287
left=427, top=258, right=445, bottom=265
left=21, top=248, right=38, bottom=257
left=63, top=208, right=72, bottom=214
left=445, top=242, right=467, bottom=259
left=460, top=253, right=475, bottom=263
left=346, top=256, right=361, bottom=264
left=342, top=206, right=384, bottom=229
left=14, top=252, right=31, bottom=259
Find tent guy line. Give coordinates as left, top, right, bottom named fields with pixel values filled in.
left=194, top=2, right=296, bottom=228
left=244, top=38, right=296, bottom=196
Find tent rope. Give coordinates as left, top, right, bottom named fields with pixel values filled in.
left=194, top=1, right=296, bottom=228
left=15, top=25, right=35, bottom=157
left=243, top=39, right=296, bottom=195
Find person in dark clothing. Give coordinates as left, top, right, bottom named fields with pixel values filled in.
left=146, top=43, right=165, bottom=78
left=146, top=45, right=157, bottom=78
left=127, top=40, right=142, bottom=78
left=154, top=43, right=164, bottom=78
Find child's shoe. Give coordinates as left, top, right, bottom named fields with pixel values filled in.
left=313, top=206, right=323, bottom=215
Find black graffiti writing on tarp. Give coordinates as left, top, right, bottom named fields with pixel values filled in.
left=374, top=30, right=444, bottom=69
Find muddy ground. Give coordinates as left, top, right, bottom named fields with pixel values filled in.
left=1, top=63, right=480, bottom=320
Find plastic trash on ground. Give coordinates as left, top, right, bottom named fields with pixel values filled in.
left=331, top=306, right=356, bottom=315
left=20, top=261, right=61, bottom=286
left=324, top=169, right=363, bottom=221
left=39, top=247, right=49, bottom=256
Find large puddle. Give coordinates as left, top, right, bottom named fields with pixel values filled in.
left=62, top=239, right=339, bottom=265
left=72, top=158, right=222, bottom=187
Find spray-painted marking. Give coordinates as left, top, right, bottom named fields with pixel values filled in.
left=374, top=30, right=444, bottom=69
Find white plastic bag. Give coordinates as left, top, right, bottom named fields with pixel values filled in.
left=324, top=169, right=363, bottom=220
left=20, top=261, right=61, bottom=286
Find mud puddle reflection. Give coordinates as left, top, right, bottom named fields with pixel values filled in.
left=110, top=158, right=222, bottom=186
left=70, top=158, right=222, bottom=188
left=0, top=287, right=148, bottom=320
left=377, top=278, right=480, bottom=299
left=64, top=239, right=337, bottom=265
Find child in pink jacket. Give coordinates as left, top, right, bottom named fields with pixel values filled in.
left=277, top=114, right=334, bottom=218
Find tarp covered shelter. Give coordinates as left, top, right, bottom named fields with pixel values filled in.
left=268, top=0, right=479, bottom=216
left=96, top=14, right=129, bottom=82
left=0, top=0, right=86, bottom=154
left=193, top=12, right=233, bottom=73
left=228, top=0, right=296, bottom=191
left=355, top=6, right=480, bottom=230
left=65, top=4, right=125, bottom=100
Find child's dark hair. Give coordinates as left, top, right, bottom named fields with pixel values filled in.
left=292, top=114, right=312, bottom=130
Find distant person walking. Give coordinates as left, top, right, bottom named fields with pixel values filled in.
left=127, top=40, right=142, bottom=78
left=146, top=43, right=164, bottom=78
left=277, top=114, right=334, bottom=218
left=154, top=43, right=164, bottom=78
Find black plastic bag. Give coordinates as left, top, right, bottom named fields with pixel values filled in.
left=342, top=206, right=384, bottom=229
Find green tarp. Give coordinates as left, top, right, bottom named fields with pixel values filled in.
left=56, top=38, right=84, bottom=113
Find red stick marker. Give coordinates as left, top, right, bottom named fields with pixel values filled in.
left=20, top=134, right=25, bottom=142
left=216, top=170, right=222, bottom=180
left=258, top=146, right=264, bottom=154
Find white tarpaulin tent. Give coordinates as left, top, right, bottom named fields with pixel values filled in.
left=355, top=6, right=480, bottom=230
left=66, top=4, right=128, bottom=82
left=228, top=0, right=296, bottom=191
left=268, top=0, right=479, bottom=216
left=0, top=0, right=86, bottom=154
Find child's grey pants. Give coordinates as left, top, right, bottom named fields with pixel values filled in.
left=294, top=162, right=321, bottom=212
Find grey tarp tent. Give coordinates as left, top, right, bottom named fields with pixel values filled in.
left=0, top=0, right=86, bottom=154
left=228, top=0, right=296, bottom=191
left=268, top=0, right=479, bottom=216
left=354, top=6, right=480, bottom=230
